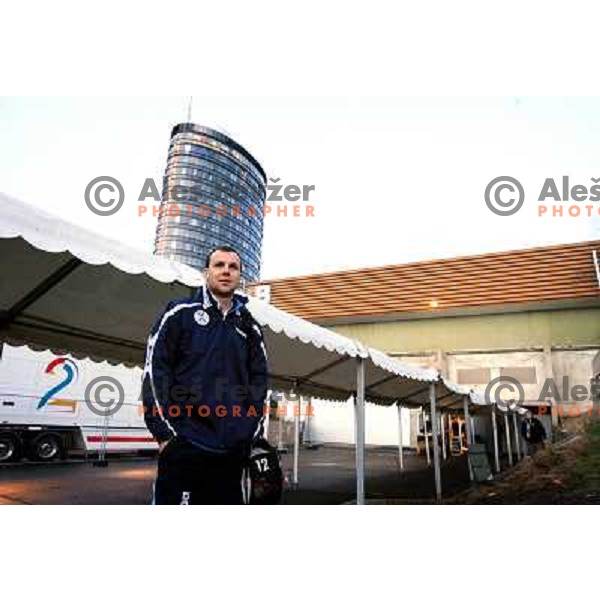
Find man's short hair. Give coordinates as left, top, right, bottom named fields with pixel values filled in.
left=205, top=245, right=242, bottom=271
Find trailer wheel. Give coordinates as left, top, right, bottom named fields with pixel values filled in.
left=29, top=433, right=62, bottom=462
left=0, top=434, right=21, bottom=463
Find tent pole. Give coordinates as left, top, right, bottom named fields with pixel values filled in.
left=277, top=393, right=286, bottom=452
left=513, top=412, right=521, bottom=461
left=462, top=396, right=474, bottom=481
left=353, top=396, right=357, bottom=447
left=293, top=392, right=301, bottom=488
left=421, top=407, right=431, bottom=466
left=491, top=406, right=500, bottom=473
left=355, top=358, right=366, bottom=505
left=264, top=390, right=272, bottom=441
left=440, top=412, right=447, bottom=460
left=396, top=402, right=404, bottom=472
left=304, top=396, right=313, bottom=445
left=430, top=383, right=442, bottom=502
left=504, top=412, right=513, bottom=467
left=463, top=396, right=472, bottom=444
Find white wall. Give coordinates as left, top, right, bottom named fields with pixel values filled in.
left=305, top=397, right=411, bottom=447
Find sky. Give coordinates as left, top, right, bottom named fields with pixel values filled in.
left=0, top=96, right=598, bottom=280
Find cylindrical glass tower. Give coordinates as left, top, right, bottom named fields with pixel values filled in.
left=154, top=123, right=266, bottom=282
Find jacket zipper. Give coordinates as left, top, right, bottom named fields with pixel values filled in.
left=217, top=311, right=228, bottom=448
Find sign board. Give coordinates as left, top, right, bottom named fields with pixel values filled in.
left=468, top=443, right=493, bottom=482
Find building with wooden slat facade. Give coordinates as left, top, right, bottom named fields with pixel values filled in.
left=251, top=240, right=600, bottom=421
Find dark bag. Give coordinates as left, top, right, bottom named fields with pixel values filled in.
left=243, top=436, right=283, bottom=505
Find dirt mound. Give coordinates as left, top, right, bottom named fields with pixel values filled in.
left=448, top=426, right=600, bottom=504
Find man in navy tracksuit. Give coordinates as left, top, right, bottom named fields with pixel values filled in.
left=142, top=246, right=268, bottom=504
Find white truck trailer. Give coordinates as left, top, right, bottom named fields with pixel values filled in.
left=0, top=343, right=157, bottom=462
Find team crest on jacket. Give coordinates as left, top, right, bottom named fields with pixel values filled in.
left=193, top=309, right=210, bottom=326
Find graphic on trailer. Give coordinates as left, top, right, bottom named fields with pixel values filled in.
left=37, top=357, right=79, bottom=412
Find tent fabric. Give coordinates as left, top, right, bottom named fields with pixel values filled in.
left=248, top=302, right=443, bottom=402
left=0, top=192, right=204, bottom=285
left=368, top=347, right=438, bottom=382
left=0, top=192, right=476, bottom=407
left=0, top=193, right=202, bottom=366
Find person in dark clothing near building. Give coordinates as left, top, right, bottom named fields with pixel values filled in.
left=520, top=410, right=546, bottom=456
left=142, top=246, right=268, bottom=504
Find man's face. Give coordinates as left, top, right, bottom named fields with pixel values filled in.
left=204, top=250, right=241, bottom=297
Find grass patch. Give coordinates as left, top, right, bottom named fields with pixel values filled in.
left=568, top=420, right=600, bottom=491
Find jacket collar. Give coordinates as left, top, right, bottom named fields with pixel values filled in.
left=194, top=284, right=248, bottom=316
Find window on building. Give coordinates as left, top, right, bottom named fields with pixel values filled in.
left=500, top=366, right=537, bottom=384
left=457, top=368, right=491, bottom=385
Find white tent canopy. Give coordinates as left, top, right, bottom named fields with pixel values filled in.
left=0, top=193, right=202, bottom=365
left=1, top=192, right=522, bottom=503
left=0, top=192, right=455, bottom=405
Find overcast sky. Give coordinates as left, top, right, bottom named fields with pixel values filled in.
left=1, top=96, right=598, bottom=280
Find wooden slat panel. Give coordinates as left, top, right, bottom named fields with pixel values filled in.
left=251, top=241, right=600, bottom=321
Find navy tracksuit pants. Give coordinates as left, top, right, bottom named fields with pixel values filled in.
left=153, top=437, right=246, bottom=505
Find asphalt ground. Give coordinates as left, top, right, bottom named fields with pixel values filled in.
left=0, top=445, right=471, bottom=505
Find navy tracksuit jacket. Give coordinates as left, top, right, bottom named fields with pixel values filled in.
left=141, top=285, right=268, bottom=456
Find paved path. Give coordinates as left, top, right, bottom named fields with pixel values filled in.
left=0, top=445, right=471, bottom=504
